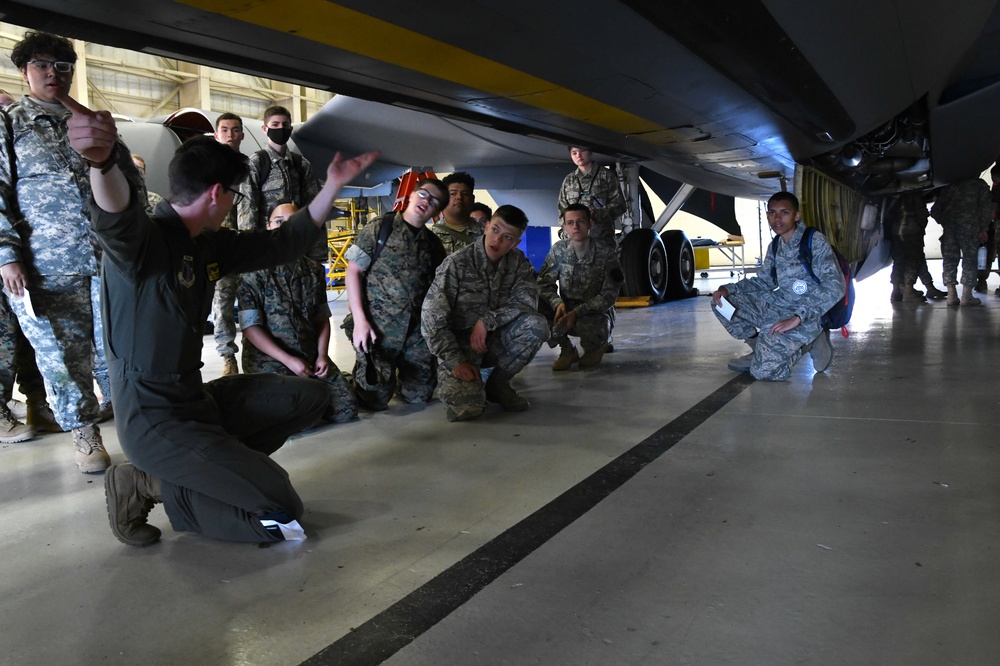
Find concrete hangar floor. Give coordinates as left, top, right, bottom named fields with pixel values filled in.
left=1, top=261, right=998, bottom=665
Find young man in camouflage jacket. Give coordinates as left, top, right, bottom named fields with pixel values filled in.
left=538, top=204, right=623, bottom=371
left=421, top=205, right=548, bottom=421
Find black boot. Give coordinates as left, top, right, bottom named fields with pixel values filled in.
left=105, top=463, right=162, bottom=546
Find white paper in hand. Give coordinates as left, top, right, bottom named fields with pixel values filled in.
left=715, top=295, right=736, bottom=321
left=22, top=288, right=38, bottom=321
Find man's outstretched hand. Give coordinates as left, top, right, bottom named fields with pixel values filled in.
left=325, top=150, right=380, bottom=189
left=60, top=93, right=118, bottom=165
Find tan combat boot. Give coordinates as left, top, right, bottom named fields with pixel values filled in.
left=222, top=355, right=239, bottom=376
left=901, top=283, right=925, bottom=304
left=6, top=399, right=26, bottom=421
left=485, top=368, right=529, bottom=412
left=961, top=284, right=982, bottom=306
left=552, top=344, right=579, bottom=371
left=0, top=402, right=34, bottom=443
left=26, top=398, right=63, bottom=433
left=946, top=284, right=960, bottom=306
left=104, top=463, right=162, bottom=547
left=578, top=345, right=606, bottom=369
left=73, top=424, right=111, bottom=473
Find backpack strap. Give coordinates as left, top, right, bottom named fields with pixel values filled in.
left=255, top=149, right=307, bottom=211
left=798, top=226, right=820, bottom=284
left=1, top=109, right=21, bottom=221
left=253, top=149, right=272, bottom=228
left=770, top=226, right=823, bottom=284
left=254, top=149, right=271, bottom=188
left=285, top=152, right=304, bottom=199
left=768, top=235, right=779, bottom=282
left=366, top=212, right=396, bottom=274
left=427, top=228, right=447, bottom=270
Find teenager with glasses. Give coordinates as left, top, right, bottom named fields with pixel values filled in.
left=0, top=31, right=148, bottom=473
left=342, top=178, right=448, bottom=411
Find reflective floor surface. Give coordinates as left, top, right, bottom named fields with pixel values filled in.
left=2, top=261, right=999, bottom=665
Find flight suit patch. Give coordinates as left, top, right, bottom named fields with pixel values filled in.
left=178, top=255, right=196, bottom=288
left=206, top=262, right=221, bottom=281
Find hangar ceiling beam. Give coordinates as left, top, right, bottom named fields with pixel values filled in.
left=0, top=22, right=334, bottom=121
left=69, top=39, right=88, bottom=107
left=178, top=61, right=210, bottom=110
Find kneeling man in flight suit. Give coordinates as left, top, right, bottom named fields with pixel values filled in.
left=64, top=92, right=377, bottom=546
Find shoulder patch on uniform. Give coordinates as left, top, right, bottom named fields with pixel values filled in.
left=206, top=262, right=221, bottom=282
left=178, top=255, right=196, bottom=288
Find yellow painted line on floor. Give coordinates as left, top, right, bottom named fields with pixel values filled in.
left=179, top=0, right=664, bottom=136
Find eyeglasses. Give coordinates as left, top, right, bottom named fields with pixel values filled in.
left=224, top=186, right=245, bottom=206
left=414, top=188, right=443, bottom=210
left=27, top=59, right=74, bottom=73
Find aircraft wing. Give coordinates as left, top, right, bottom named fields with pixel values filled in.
left=4, top=0, right=1000, bottom=199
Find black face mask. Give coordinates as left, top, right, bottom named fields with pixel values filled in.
left=266, top=126, right=292, bottom=146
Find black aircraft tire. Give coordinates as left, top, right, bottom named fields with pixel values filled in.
left=620, top=229, right=668, bottom=300
left=661, top=229, right=697, bottom=299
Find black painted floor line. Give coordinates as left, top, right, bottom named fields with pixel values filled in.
left=301, top=373, right=756, bottom=666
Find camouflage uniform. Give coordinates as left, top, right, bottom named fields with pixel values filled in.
left=537, top=238, right=623, bottom=353
left=0, top=292, right=16, bottom=402
left=0, top=291, right=43, bottom=403
left=238, top=148, right=319, bottom=232
left=557, top=165, right=626, bottom=243
left=713, top=224, right=845, bottom=382
left=342, top=213, right=445, bottom=410
left=237, top=147, right=324, bottom=262
left=91, top=275, right=112, bottom=408
left=145, top=190, right=163, bottom=215
left=931, top=179, right=991, bottom=287
left=431, top=220, right=483, bottom=255
left=93, top=194, right=328, bottom=543
left=211, top=208, right=240, bottom=358
left=238, top=257, right=357, bottom=423
left=421, top=238, right=548, bottom=420
left=0, top=95, right=143, bottom=430
left=889, top=192, right=935, bottom=288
